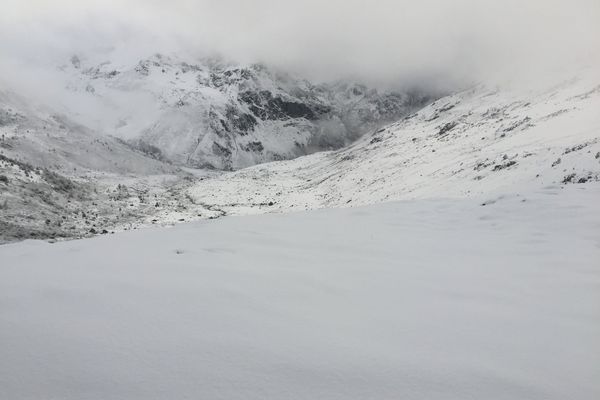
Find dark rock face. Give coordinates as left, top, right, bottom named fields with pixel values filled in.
left=239, top=90, right=329, bottom=121
left=225, top=106, right=258, bottom=134
left=212, top=142, right=232, bottom=157
left=492, top=160, right=517, bottom=171
left=210, top=68, right=254, bottom=88
left=65, top=54, right=437, bottom=170
left=244, top=142, right=264, bottom=153
left=272, top=98, right=317, bottom=120
left=136, top=141, right=164, bottom=160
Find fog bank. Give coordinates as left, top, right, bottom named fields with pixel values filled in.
left=1, top=0, right=599, bottom=90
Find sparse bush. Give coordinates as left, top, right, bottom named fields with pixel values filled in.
left=0, top=154, right=36, bottom=175
left=112, top=184, right=130, bottom=200
left=136, top=141, right=164, bottom=160
left=42, top=169, right=75, bottom=193
left=563, top=173, right=577, bottom=184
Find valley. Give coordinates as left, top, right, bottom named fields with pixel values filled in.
left=2, top=64, right=598, bottom=243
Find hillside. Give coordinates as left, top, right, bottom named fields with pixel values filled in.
left=0, top=53, right=434, bottom=243
left=59, top=54, right=432, bottom=169
left=188, top=72, right=600, bottom=213
left=2, top=70, right=599, bottom=242
left=0, top=90, right=198, bottom=242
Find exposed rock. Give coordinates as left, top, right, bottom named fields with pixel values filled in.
left=492, top=161, right=518, bottom=171
left=61, top=54, right=435, bottom=170
left=437, top=121, right=458, bottom=136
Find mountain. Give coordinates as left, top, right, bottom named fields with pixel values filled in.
left=2, top=65, right=599, bottom=243
left=0, top=89, right=195, bottom=242
left=0, top=91, right=175, bottom=175
left=187, top=71, right=600, bottom=212
left=2, top=63, right=599, bottom=399
left=0, top=53, right=432, bottom=242
left=60, top=54, right=432, bottom=169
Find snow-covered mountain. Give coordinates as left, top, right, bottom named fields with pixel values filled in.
left=188, top=71, right=600, bottom=213
left=1, top=66, right=599, bottom=243
left=2, top=62, right=600, bottom=398
left=0, top=91, right=175, bottom=175
left=0, top=89, right=194, bottom=241
left=0, top=53, right=431, bottom=242
left=60, top=54, right=432, bottom=169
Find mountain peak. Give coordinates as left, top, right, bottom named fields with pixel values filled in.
left=58, top=53, right=433, bottom=170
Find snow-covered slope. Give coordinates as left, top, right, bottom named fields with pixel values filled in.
left=1, top=183, right=599, bottom=399
left=0, top=90, right=199, bottom=242
left=188, top=73, right=600, bottom=213
left=0, top=91, right=175, bottom=175
left=59, top=54, right=431, bottom=169
left=2, top=70, right=599, bottom=242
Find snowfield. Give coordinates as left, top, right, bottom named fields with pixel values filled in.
left=1, top=183, right=599, bottom=400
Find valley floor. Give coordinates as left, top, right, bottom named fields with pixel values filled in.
left=1, top=183, right=599, bottom=399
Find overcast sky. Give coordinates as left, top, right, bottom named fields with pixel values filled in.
left=1, top=0, right=599, bottom=88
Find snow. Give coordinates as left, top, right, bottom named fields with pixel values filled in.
left=188, top=71, right=600, bottom=213
left=1, top=55, right=599, bottom=398
left=1, top=183, right=599, bottom=399
left=53, top=53, right=426, bottom=170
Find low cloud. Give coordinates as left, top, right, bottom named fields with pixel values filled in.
left=1, top=0, right=599, bottom=91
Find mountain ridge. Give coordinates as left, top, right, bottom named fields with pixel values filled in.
left=60, top=53, right=434, bottom=169
left=1, top=64, right=599, bottom=243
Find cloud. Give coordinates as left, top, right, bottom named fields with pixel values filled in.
left=1, top=0, right=599, bottom=89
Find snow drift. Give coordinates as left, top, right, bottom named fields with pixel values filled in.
left=1, top=183, right=599, bottom=399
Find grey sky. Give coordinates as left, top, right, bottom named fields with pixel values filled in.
left=1, top=0, right=599, bottom=88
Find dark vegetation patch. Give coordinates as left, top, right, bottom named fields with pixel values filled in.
left=437, top=103, right=456, bottom=112
left=0, top=154, right=37, bottom=175
left=0, top=109, right=24, bottom=126
left=564, top=143, right=589, bottom=155
left=0, top=219, right=71, bottom=244
left=492, top=160, right=518, bottom=171
left=562, top=172, right=598, bottom=184
left=474, top=159, right=493, bottom=171
left=502, top=117, right=532, bottom=133
left=437, top=121, right=458, bottom=136
left=42, top=169, right=76, bottom=193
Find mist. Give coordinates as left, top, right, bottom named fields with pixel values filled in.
left=1, top=0, right=599, bottom=92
